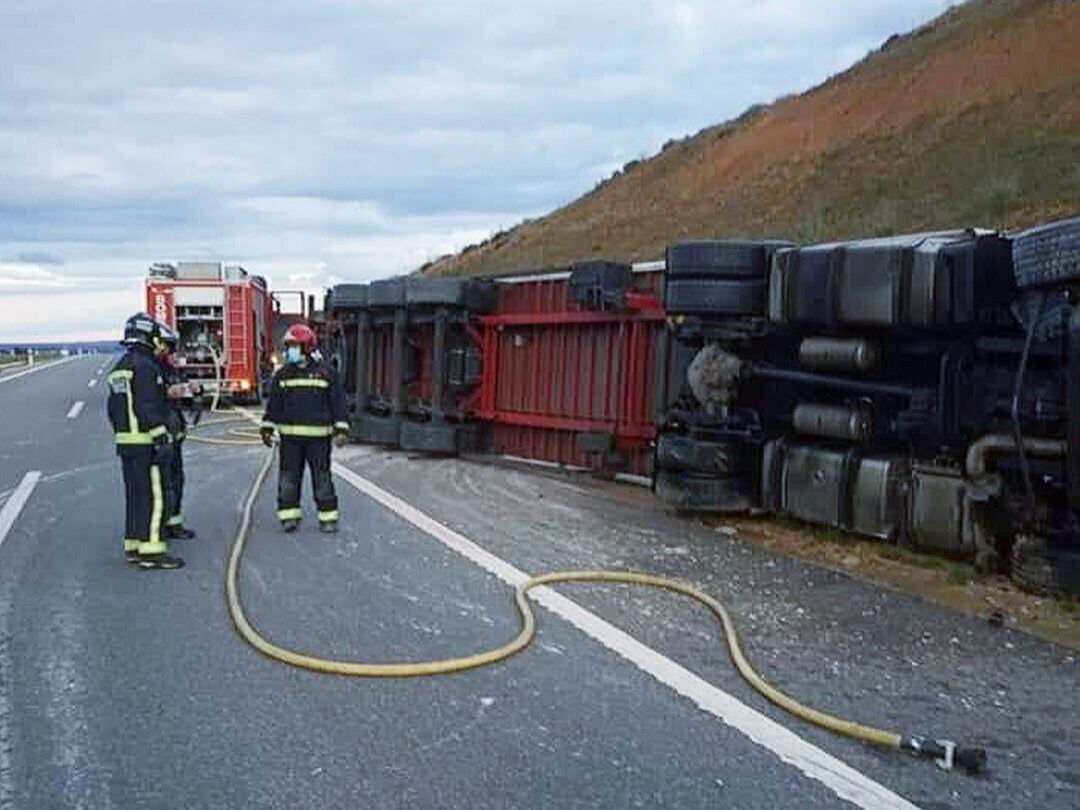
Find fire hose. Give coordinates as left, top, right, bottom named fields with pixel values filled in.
left=192, top=414, right=987, bottom=775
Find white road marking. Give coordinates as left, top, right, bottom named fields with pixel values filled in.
left=0, top=471, right=41, bottom=553
left=66, top=401, right=85, bottom=419
left=87, top=378, right=97, bottom=388
left=0, top=355, right=79, bottom=385
left=330, top=462, right=922, bottom=810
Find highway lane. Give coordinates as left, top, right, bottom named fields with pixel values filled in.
left=0, top=355, right=113, bottom=497
left=0, top=355, right=1076, bottom=808
left=0, top=360, right=856, bottom=810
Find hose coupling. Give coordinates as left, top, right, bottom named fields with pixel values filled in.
left=901, top=735, right=987, bottom=775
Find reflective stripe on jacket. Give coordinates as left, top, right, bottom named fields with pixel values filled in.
left=106, top=346, right=169, bottom=445
left=261, top=361, right=348, bottom=436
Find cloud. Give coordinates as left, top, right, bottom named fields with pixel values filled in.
left=9, top=251, right=63, bottom=266
left=0, top=0, right=957, bottom=340
left=0, top=261, right=137, bottom=294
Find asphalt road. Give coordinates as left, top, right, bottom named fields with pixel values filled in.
left=0, top=354, right=1076, bottom=809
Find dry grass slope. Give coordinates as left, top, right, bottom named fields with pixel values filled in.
left=423, top=0, right=1080, bottom=277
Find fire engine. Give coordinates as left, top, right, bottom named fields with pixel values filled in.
left=146, top=261, right=277, bottom=402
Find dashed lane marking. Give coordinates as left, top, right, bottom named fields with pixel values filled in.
left=66, top=401, right=85, bottom=419
left=330, top=461, right=923, bottom=810
left=87, top=378, right=97, bottom=388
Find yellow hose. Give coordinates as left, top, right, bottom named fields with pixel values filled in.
left=187, top=414, right=265, bottom=446
left=225, top=447, right=904, bottom=751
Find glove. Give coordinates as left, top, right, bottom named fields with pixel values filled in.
left=260, top=426, right=275, bottom=448
left=333, top=429, right=349, bottom=448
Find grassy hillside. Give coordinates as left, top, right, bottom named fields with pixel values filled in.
left=423, top=0, right=1080, bottom=277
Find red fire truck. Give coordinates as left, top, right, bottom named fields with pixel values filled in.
left=146, top=261, right=277, bottom=402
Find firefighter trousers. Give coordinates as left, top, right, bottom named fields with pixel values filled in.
left=277, top=436, right=338, bottom=523
left=158, top=438, right=186, bottom=527
left=118, top=445, right=168, bottom=556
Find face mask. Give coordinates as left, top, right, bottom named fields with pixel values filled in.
left=285, top=345, right=303, bottom=364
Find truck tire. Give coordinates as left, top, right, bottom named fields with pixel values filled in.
left=666, top=240, right=790, bottom=280
left=369, top=278, right=407, bottom=308
left=400, top=420, right=459, bottom=454
left=332, top=284, right=369, bottom=310
left=357, top=413, right=402, bottom=446
left=1010, top=536, right=1080, bottom=598
left=665, top=278, right=765, bottom=316
left=654, top=469, right=753, bottom=513
left=1012, top=218, right=1080, bottom=288
left=406, top=277, right=468, bottom=308
left=655, top=434, right=744, bottom=475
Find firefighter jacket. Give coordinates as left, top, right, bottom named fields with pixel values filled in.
left=156, top=357, right=188, bottom=439
left=106, top=345, right=169, bottom=446
left=261, top=360, right=348, bottom=438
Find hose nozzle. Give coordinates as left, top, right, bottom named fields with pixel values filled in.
left=901, top=735, right=987, bottom=775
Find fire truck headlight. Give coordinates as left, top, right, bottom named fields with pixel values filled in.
left=239, top=378, right=252, bottom=391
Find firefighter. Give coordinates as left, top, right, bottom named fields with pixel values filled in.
left=153, top=324, right=196, bottom=541
left=260, top=324, right=349, bottom=533
left=106, top=313, right=184, bottom=570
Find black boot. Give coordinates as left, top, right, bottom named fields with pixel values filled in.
left=166, top=525, right=196, bottom=540
left=319, top=520, right=338, bottom=534
left=281, top=519, right=300, bottom=533
left=137, top=553, right=185, bottom=570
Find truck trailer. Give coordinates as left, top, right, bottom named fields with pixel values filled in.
left=323, top=217, right=1080, bottom=596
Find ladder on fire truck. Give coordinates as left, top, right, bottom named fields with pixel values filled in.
left=225, top=283, right=248, bottom=381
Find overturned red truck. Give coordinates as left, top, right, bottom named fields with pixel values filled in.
left=322, top=218, right=1080, bottom=597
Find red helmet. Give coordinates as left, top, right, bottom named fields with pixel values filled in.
left=282, top=323, right=317, bottom=350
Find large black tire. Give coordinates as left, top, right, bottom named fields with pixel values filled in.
left=1012, top=218, right=1080, bottom=288
left=654, top=469, right=753, bottom=513
left=357, top=413, right=402, bottom=446
left=1010, top=536, right=1080, bottom=598
left=666, top=240, right=791, bottom=280
left=665, top=278, right=765, bottom=315
left=406, top=277, right=468, bottom=308
left=655, top=433, right=744, bottom=475
left=369, top=278, right=407, bottom=308
left=400, top=420, right=459, bottom=454
left=332, top=284, right=369, bottom=310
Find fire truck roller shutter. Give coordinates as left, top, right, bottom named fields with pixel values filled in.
left=173, top=287, right=226, bottom=307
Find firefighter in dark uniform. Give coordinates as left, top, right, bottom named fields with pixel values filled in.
left=153, top=324, right=197, bottom=541
left=107, top=313, right=184, bottom=570
left=260, top=324, right=349, bottom=533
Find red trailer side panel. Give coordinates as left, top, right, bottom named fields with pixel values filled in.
left=476, top=270, right=666, bottom=476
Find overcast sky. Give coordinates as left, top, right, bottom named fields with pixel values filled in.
left=0, top=0, right=957, bottom=342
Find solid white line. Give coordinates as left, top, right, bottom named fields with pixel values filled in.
left=330, top=462, right=922, bottom=810
left=0, top=355, right=79, bottom=385
left=66, top=401, right=85, bottom=419
left=0, top=472, right=41, bottom=552
left=87, top=378, right=97, bottom=388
